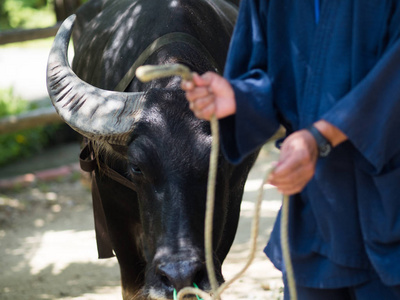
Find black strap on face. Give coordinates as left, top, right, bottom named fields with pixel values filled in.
left=80, top=142, right=136, bottom=259
left=80, top=142, right=114, bottom=258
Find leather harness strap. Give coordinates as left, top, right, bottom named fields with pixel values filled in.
left=80, top=143, right=136, bottom=191
left=80, top=143, right=114, bottom=258
left=114, top=32, right=221, bottom=92
left=80, top=142, right=137, bottom=258
left=80, top=31, right=218, bottom=259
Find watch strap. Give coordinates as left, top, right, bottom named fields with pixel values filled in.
left=306, top=125, right=332, bottom=157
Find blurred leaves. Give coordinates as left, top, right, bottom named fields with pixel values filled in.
left=0, top=88, right=29, bottom=117
left=0, top=88, right=60, bottom=166
left=0, top=0, right=56, bottom=30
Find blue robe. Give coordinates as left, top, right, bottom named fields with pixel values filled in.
left=220, top=0, right=400, bottom=288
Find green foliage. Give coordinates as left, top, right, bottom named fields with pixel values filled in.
left=0, top=88, right=29, bottom=117
left=0, top=0, right=56, bottom=30
left=0, top=88, right=59, bottom=166
left=0, top=0, right=8, bottom=29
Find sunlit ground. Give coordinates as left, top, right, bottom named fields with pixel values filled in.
left=0, top=143, right=283, bottom=300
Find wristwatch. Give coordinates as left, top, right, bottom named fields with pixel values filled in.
left=306, top=125, right=332, bottom=157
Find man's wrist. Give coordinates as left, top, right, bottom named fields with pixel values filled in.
left=313, top=120, right=348, bottom=147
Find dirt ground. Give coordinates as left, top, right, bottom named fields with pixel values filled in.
left=0, top=142, right=284, bottom=300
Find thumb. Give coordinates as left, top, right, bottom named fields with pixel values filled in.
left=181, top=72, right=205, bottom=90
left=192, top=72, right=215, bottom=87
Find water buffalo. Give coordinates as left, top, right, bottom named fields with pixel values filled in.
left=46, top=0, right=257, bottom=299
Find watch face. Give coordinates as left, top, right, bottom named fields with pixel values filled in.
left=319, top=143, right=332, bottom=157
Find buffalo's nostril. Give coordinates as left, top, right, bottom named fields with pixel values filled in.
left=156, top=260, right=207, bottom=292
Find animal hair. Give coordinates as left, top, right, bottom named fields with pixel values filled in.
left=90, top=139, right=129, bottom=174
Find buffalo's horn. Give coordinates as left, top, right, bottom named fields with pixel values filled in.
left=46, top=14, right=146, bottom=145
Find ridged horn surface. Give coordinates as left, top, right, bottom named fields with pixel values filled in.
left=46, top=14, right=146, bottom=145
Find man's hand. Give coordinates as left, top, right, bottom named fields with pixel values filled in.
left=268, top=130, right=318, bottom=195
left=268, top=121, right=348, bottom=195
left=181, top=72, right=236, bottom=120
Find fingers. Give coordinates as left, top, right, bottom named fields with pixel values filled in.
left=188, top=93, right=213, bottom=110
left=182, top=72, right=216, bottom=120
left=182, top=71, right=236, bottom=120
left=192, top=101, right=216, bottom=120
left=268, top=159, right=315, bottom=195
left=186, top=87, right=215, bottom=120
left=185, top=86, right=211, bottom=102
left=267, top=130, right=318, bottom=195
left=181, top=72, right=212, bottom=91
left=189, top=98, right=215, bottom=120
left=181, top=79, right=194, bottom=91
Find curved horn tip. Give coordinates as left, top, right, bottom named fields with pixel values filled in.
left=58, top=14, right=77, bottom=37
left=47, top=13, right=146, bottom=145
left=64, top=14, right=77, bottom=26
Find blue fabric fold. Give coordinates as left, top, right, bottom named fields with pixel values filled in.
left=220, top=0, right=400, bottom=288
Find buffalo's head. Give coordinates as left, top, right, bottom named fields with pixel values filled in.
left=47, top=15, right=257, bottom=300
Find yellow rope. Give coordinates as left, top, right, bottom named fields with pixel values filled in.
left=136, top=64, right=296, bottom=300
left=135, top=64, right=193, bottom=82
left=281, top=194, right=297, bottom=300
left=212, top=165, right=273, bottom=299
left=176, top=113, right=219, bottom=300
left=205, top=114, right=220, bottom=296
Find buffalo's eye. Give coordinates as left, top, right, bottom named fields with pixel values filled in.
left=130, top=165, right=142, bottom=175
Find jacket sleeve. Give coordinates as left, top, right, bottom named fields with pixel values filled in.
left=219, top=0, right=280, bottom=164
left=322, top=22, right=400, bottom=173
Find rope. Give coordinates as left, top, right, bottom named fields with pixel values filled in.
left=136, top=64, right=220, bottom=297
left=212, top=165, right=273, bottom=299
left=281, top=194, right=297, bottom=300
left=205, top=113, right=220, bottom=296
left=135, top=64, right=296, bottom=300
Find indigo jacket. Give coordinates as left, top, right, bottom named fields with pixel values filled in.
left=220, top=0, right=400, bottom=288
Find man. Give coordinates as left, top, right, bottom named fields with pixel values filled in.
left=182, top=1, right=400, bottom=299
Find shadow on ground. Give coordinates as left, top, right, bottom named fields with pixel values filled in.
left=0, top=177, right=122, bottom=299
left=0, top=142, right=283, bottom=300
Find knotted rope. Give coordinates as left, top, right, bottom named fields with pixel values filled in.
left=136, top=64, right=296, bottom=300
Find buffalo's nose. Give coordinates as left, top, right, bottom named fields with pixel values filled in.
left=156, top=260, right=207, bottom=291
